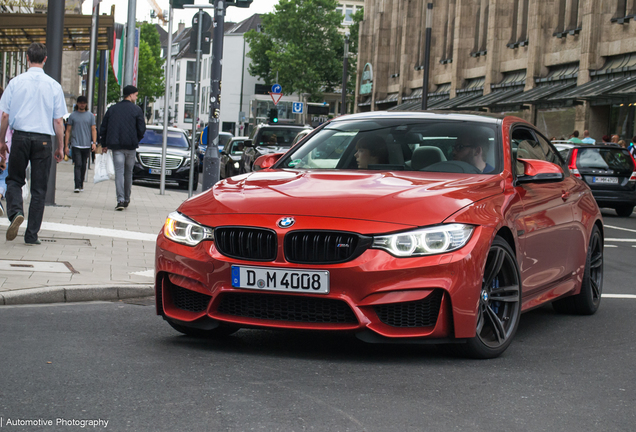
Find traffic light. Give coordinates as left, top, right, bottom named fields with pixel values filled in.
left=171, top=0, right=195, bottom=9
left=268, top=108, right=279, bottom=124
left=219, top=0, right=253, bottom=8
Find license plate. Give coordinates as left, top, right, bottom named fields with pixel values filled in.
left=231, top=266, right=330, bottom=294
left=593, top=176, right=618, bottom=184
left=150, top=168, right=171, bottom=175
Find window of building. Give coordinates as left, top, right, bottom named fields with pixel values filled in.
left=186, top=61, right=196, bottom=81
left=176, top=62, right=180, bottom=82
left=440, top=0, right=456, bottom=64
left=344, top=5, right=354, bottom=23
left=175, top=83, right=180, bottom=102
left=185, top=82, right=195, bottom=103
left=554, top=0, right=582, bottom=37
left=471, top=0, right=489, bottom=56
left=508, top=0, right=529, bottom=48
left=184, top=104, right=194, bottom=123
left=612, top=0, right=636, bottom=23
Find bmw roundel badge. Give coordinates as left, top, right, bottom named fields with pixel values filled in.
left=277, top=217, right=295, bottom=228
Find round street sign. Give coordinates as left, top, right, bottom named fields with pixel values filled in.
left=271, top=83, right=282, bottom=94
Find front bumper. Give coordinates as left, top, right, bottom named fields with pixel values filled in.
left=591, top=188, right=636, bottom=208
left=133, top=162, right=195, bottom=185
left=155, top=220, right=492, bottom=340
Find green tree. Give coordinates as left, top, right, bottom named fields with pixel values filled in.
left=245, top=0, right=344, bottom=101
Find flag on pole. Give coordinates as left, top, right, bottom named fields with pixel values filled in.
left=132, top=28, right=140, bottom=87
left=110, top=23, right=125, bottom=85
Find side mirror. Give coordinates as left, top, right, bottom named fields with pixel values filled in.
left=242, top=139, right=253, bottom=148
left=254, top=153, right=283, bottom=171
left=516, top=158, right=564, bottom=183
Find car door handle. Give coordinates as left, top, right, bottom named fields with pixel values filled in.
left=561, top=191, right=570, bottom=201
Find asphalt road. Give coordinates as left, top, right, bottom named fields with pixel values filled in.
left=0, top=210, right=635, bottom=432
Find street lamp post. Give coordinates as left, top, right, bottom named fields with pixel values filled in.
left=421, top=2, right=433, bottom=111
left=160, top=6, right=174, bottom=195
left=341, top=33, right=349, bottom=116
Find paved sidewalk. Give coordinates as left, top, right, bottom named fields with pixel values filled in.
left=0, top=160, right=190, bottom=304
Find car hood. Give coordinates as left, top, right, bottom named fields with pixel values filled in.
left=179, top=170, right=503, bottom=227
left=137, top=145, right=191, bottom=157
left=254, top=145, right=291, bottom=155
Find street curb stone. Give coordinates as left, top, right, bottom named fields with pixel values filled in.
left=0, top=285, right=154, bottom=305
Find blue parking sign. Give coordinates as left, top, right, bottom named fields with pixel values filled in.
left=292, top=102, right=304, bottom=114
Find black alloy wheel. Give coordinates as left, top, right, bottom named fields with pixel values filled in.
left=454, top=237, right=522, bottom=359
left=553, top=225, right=603, bottom=315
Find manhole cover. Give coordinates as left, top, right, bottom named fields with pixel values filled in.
left=39, top=237, right=92, bottom=246
left=0, top=260, right=76, bottom=273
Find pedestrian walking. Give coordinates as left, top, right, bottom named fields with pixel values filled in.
left=0, top=43, right=67, bottom=244
left=581, top=130, right=596, bottom=144
left=99, top=85, right=146, bottom=211
left=65, top=95, right=96, bottom=192
left=0, top=85, right=10, bottom=218
left=628, top=137, right=636, bottom=158
left=611, top=134, right=620, bottom=146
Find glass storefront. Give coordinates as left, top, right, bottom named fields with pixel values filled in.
left=536, top=107, right=575, bottom=140
left=609, top=104, right=636, bottom=140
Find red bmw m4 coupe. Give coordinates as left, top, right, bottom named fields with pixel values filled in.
left=155, top=112, right=604, bottom=358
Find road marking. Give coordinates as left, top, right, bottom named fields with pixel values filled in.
left=604, top=238, right=636, bottom=242
left=602, top=294, right=636, bottom=299
left=605, top=224, right=636, bottom=234
left=605, top=245, right=618, bottom=248
left=0, top=219, right=157, bottom=242
left=130, top=269, right=154, bottom=278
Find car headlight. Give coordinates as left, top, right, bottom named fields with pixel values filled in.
left=183, top=158, right=191, bottom=166
left=372, top=224, right=474, bottom=257
left=163, top=211, right=214, bottom=246
left=233, top=162, right=240, bottom=168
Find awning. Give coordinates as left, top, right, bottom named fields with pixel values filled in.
left=388, top=99, right=422, bottom=111
left=609, top=80, right=636, bottom=96
left=433, top=91, right=483, bottom=110
left=375, top=92, right=399, bottom=105
left=548, top=76, right=636, bottom=101
left=457, top=87, right=524, bottom=109
left=494, top=81, right=577, bottom=106
left=358, top=96, right=372, bottom=107
left=0, top=13, right=115, bottom=52
left=402, top=87, right=423, bottom=101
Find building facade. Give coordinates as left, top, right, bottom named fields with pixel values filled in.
left=356, top=0, right=636, bottom=141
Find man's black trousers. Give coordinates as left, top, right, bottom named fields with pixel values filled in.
left=7, top=131, right=52, bottom=243
left=72, top=147, right=91, bottom=189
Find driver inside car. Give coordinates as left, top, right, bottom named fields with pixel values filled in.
left=354, top=135, right=389, bottom=169
left=451, top=133, right=494, bottom=173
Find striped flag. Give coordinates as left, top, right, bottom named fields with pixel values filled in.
left=132, top=28, right=140, bottom=86
left=110, top=23, right=125, bottom=85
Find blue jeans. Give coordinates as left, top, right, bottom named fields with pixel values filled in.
left=0, top=158, right=7, bottom=197
left=112, top=149, right=136, bottom=203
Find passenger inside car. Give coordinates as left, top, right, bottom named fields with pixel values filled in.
left=354, top=135, right=389, bottom=169
left=451, top=132, right=494, bottom=173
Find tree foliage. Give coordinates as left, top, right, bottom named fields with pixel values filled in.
left=137, top=22, right=165, bottom=103
left=245, top=0, right=345, bottom=101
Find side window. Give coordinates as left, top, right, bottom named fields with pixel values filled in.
left=534, top=133, right=567, bottom=171
left=511, top=127, right=544, bottom=176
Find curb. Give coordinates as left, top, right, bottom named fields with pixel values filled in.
left=0, top=284, right=154, bottom=305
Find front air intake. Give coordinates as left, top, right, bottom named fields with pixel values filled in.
left=214, top=227, right=277, bottom=261
left=373, top=290, right=443, bottom=327
left=284, top=230, right=372, bottom=264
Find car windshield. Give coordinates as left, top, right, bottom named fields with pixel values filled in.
left=229, top=140, right=246, bottom=154
left=576, top=148, right=634, bottom=172
left=277, top=119, right=500, bottom=174
left=140, top=129, right=189, bottom=148
left=255, top=128, right=306, bottom=147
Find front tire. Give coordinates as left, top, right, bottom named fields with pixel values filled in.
left=552, top=225, right=603, bottom=315
left=451, top=237, right=522, bottom=359
left=615, top=205, right=634, bottom=217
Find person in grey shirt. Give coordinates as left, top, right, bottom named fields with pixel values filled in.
left=65, top=95, right=96, bottom=192
left=0, top=43, right=67, bottom=245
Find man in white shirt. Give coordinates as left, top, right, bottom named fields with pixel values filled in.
left=0, top=43, right=67, bottom=244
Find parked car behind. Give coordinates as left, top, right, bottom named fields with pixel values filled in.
left=562, top=144, right=636, bottom=216
left=220, top=137, right=251, bottom=179
left=133, top=125, right=198, bottom=190
left=241, top=124, right=311, bottom=173
left=198, top=130, right=233, bottom=172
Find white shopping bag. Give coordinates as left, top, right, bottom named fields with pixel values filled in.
left=22, top=163, right=31, bottom=201
left=93, top=153, right=110, bottom=184
left=105, top=150, right=116, bottom=180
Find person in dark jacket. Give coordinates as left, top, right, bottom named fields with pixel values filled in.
left=100, top=85, right=146, bottom=210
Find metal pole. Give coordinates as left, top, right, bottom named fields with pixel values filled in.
left=189, top=9, right=204, bottom=198
left=88, top=2, right=99, bottom=113
left=341, top=34, right=349, bottom=116
left=124, top=0, right=137, bottom=87
left=160, top=6, right=174, bottom=195
left=44, top=0, right=64, bottom=206
left=96, top=51, right=107, bottom=136
left=421, top=2, right=433, bottom=111
left=2, top=52, right=6, bottom=87
left=202, top=0, right=225, bottom=191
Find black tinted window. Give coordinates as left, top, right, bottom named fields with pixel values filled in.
left=577, top=148, right=634, bottom=171
left=140, top=129, right=189, bottom=148
left=255, top=128, right=307, bottom=147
